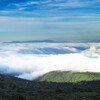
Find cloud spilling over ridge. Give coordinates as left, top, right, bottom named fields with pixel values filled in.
left=0, top=42, right=100, bottom=80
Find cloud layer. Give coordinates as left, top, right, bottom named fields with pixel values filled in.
left=0, top=42, right=100, bottom=80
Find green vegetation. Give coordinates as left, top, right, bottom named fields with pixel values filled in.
left=40, top=71, right=100, bottom=83
left=0, top=73, right=100, bottom=100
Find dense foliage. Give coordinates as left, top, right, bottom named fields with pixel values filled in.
left=40, top=71, right=100, bottom=82
left=0, top=74, right=100, bottom=100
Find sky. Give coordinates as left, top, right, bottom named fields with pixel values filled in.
left=0, top=0, right=100, bottom=41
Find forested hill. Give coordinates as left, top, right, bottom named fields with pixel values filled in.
left=0, top=73, right=100, bottom=100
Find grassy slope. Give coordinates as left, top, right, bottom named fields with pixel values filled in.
left=40, top=71, right=100, bottom=82
left=0, top=74, right=100, bottom=100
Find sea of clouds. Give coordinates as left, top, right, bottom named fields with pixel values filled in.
left=0, top=42, right=100, bottom=80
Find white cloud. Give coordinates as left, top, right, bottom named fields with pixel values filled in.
left=43, top=0, right=98, bottom=8
left=9, top=0, right=100, bottom=11
left=0, top=42, right=100, bottom=80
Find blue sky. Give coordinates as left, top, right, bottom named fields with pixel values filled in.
left=0, top=0, right=100, bottom=41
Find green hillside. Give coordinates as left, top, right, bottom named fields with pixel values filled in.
left=40, top=71, right=100, bottom=82
left=0, top=74, right=100, bottom=100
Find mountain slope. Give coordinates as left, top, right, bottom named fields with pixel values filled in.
left=40, top=71, right=100, bottom=82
